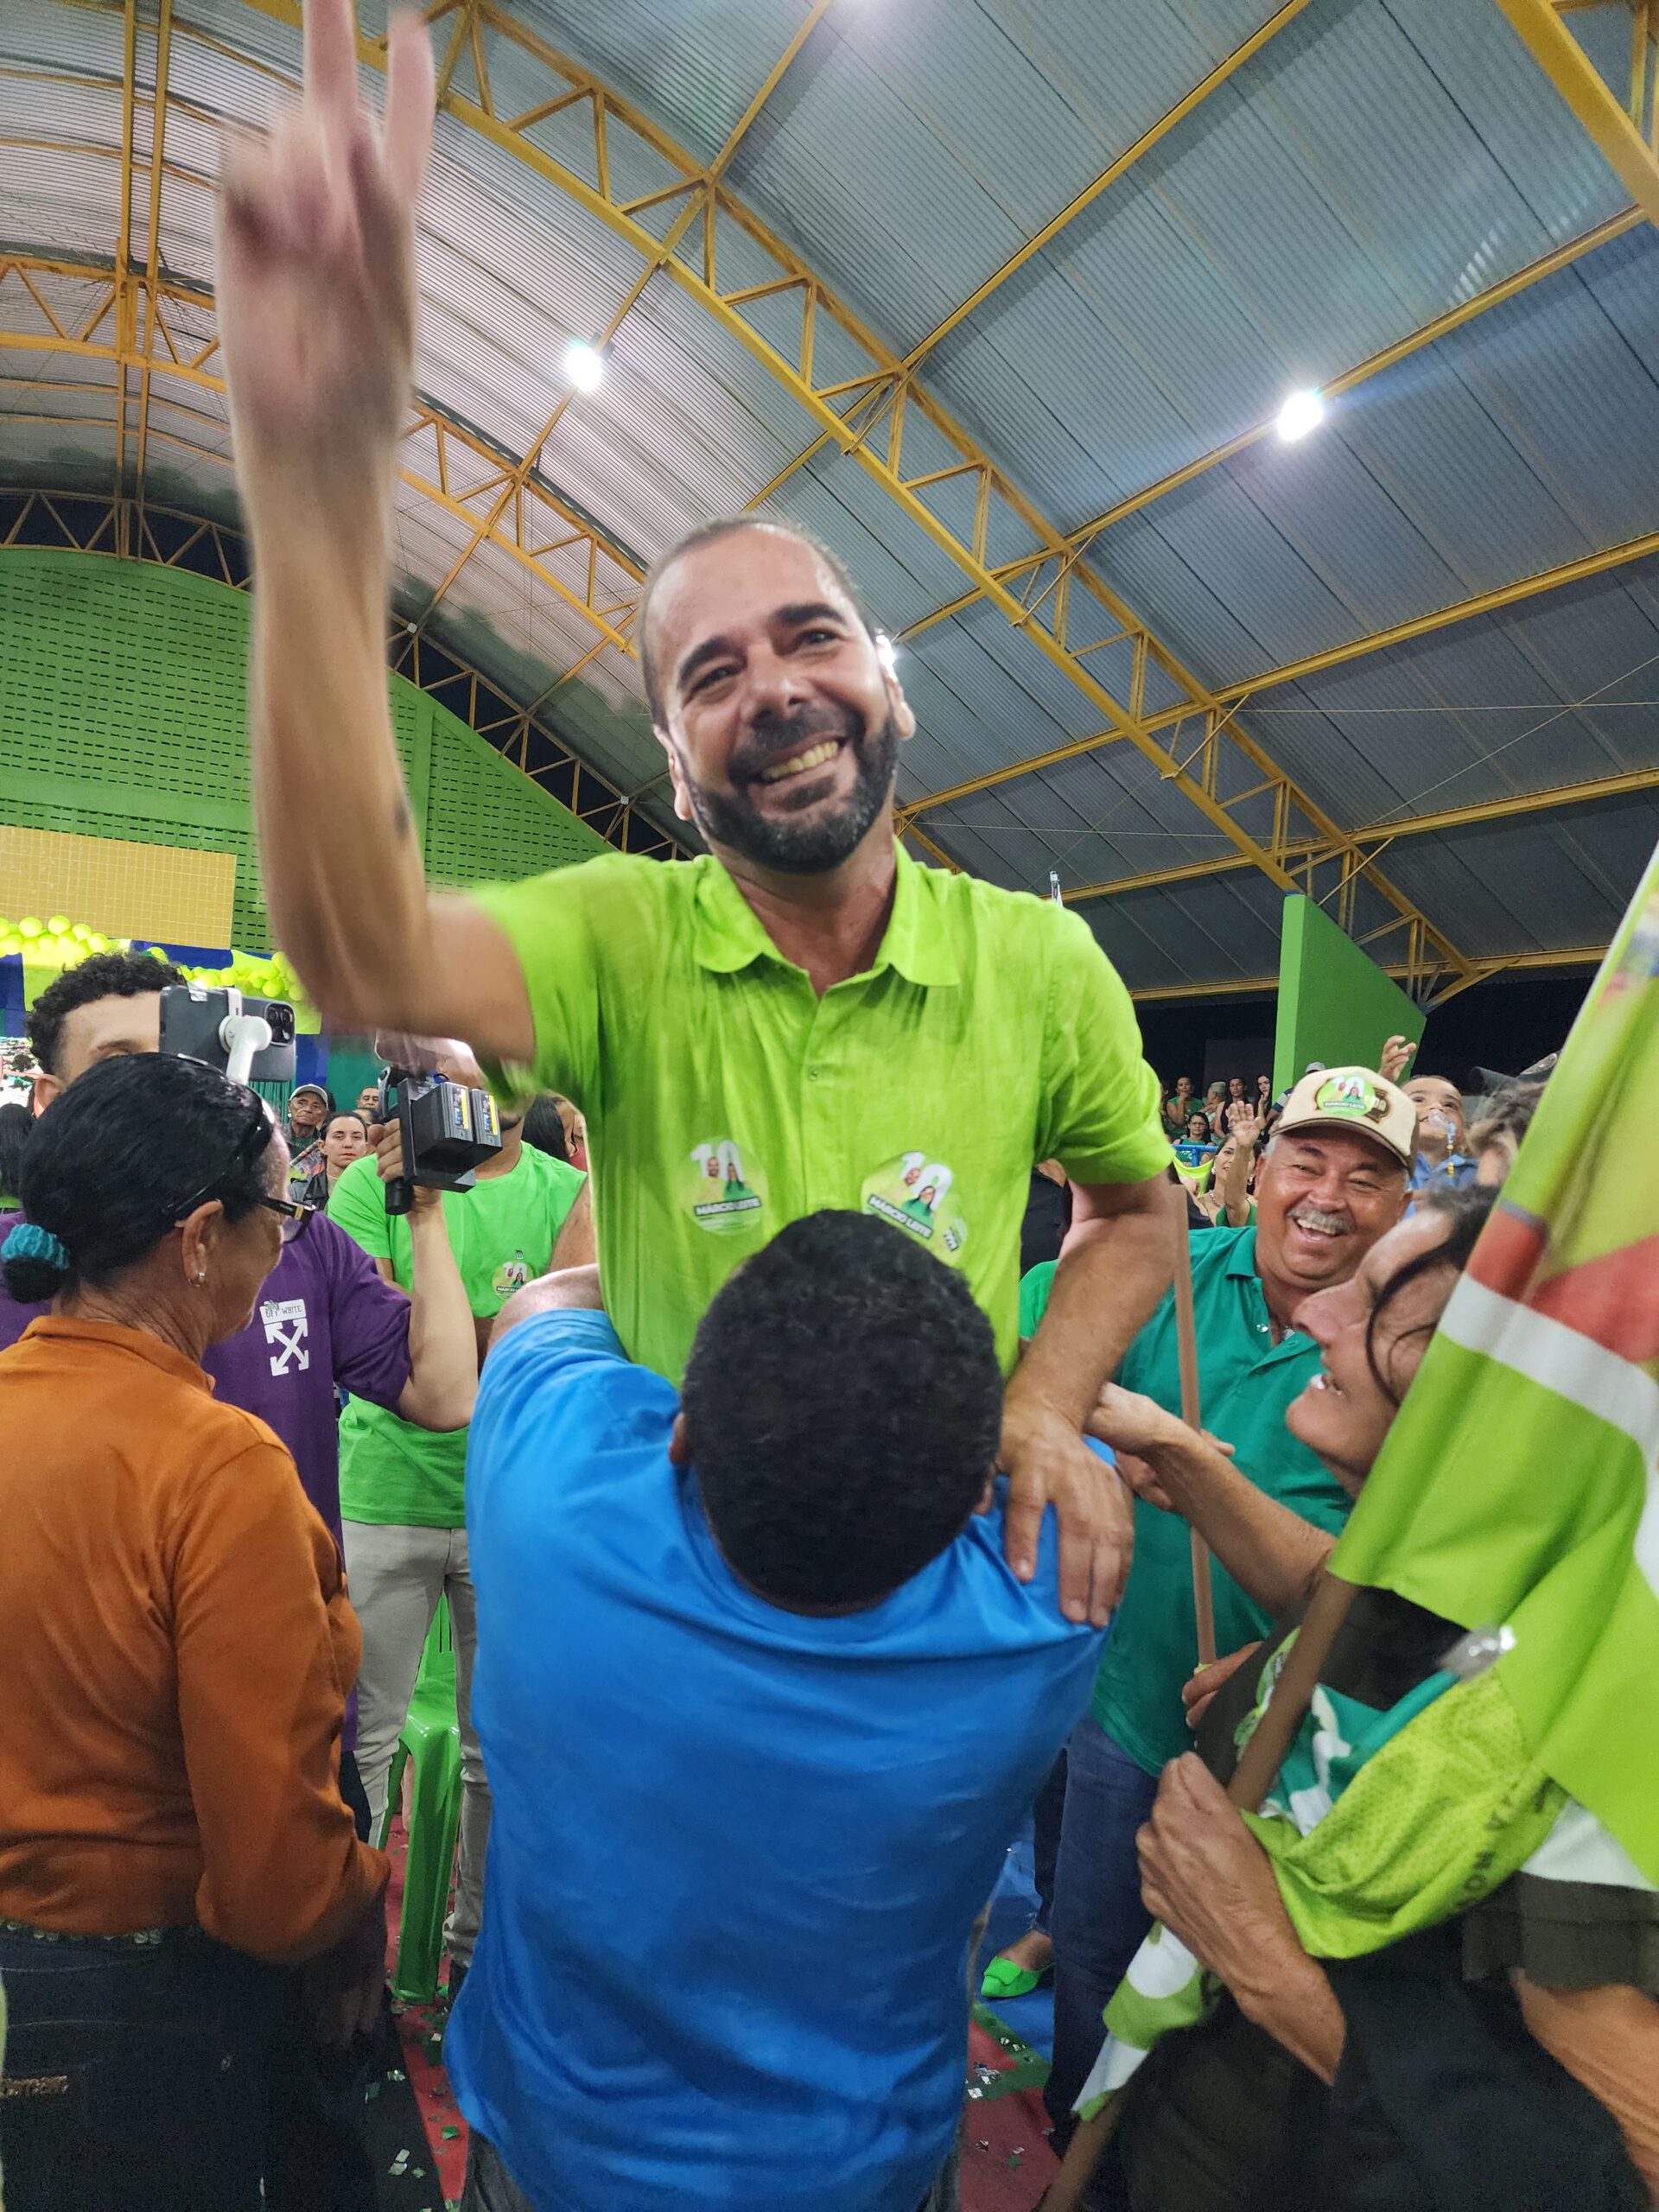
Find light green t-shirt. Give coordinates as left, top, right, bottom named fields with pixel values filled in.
left=1020, top=1226, right=1352, bottom=1773
left=472, top=844, right=1170, bottom=1384
left=328, top=1142, right=585, bottom=1528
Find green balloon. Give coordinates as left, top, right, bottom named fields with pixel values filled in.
left=18, top=917, right=42, bottom=938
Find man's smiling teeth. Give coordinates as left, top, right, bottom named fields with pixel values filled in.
left=758, top=741, right=840, bottom=784
left=1288, top=1207, right=1348, bottom=1238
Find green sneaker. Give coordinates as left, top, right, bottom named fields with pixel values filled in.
left=979, top=1953, right=1052, bottom=2002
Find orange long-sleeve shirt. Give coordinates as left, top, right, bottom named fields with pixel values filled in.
left=0, top=1316, right=386, bottom=1961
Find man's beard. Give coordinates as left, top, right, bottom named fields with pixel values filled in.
left=679, top=703, right=899, bottom=874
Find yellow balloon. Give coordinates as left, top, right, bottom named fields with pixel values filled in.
left=47, top=915, right=70, bottom=936
left=18, top=917, right=42, bottom=938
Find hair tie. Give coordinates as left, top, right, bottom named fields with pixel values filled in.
left=2, top=1222, right=70, bottom=1271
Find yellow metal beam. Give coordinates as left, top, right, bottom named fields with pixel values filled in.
left=111, top=0, right=138, bottom=550
left=899, top=524, right=1659, bottom=817
left=1198, top=525, right=1659, bottom=707
left=1128, top=943, right=1606, bottom=1004
left=1055, top=760, right=1659, bottom=907
left=413, top=0, right=831, bottom=623
left=0, top=253, right=648, bottom=669
left=0, top=486, right=681, bottom=861
left=898, top=202, right=1643, bottom=639
left=135, top=0, right=175, bottom=505
left=1495, top=0, right=1659, bottom=225
left=378, top=2, right=1472, bottom=989
left=897, top=0, right=1315, bottom=378
left=13, top=13, right=1487, bottom=989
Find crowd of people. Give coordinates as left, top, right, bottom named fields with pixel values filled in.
left=0, top=3, right=1652, bottom=2208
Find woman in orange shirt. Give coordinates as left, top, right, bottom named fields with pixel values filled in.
left=0, top=1052, right=388, bottom=2210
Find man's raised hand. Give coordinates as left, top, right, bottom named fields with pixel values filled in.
left=217, top=0, right=434, bottom=480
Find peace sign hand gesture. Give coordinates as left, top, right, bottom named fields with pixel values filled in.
left=217, top=0, right=434, bottom=488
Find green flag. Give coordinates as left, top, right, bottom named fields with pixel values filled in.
left=1333, top=843, right=1659, bottom=1883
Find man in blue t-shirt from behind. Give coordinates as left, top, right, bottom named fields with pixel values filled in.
left=448, top=1210, right=1106, bottom=2212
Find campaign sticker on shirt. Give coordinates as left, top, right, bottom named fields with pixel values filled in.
left=861, top=1152, right=967, bottom=1264
left=491, top=1249, right=532, bottom=1297
left=687, top=1139, right=767, bottom=1235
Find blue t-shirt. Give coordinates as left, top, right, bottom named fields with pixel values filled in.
left=448, top=1310, right=1103, bottom=2212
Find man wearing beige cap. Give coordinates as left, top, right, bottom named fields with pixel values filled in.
left=1027, top=1064, right=1414, bottom=2133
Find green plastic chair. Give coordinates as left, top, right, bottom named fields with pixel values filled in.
left=383, top=1597, right=462, bottom=2005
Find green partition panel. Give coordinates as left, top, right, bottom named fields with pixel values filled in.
left=1274, top=894, right=1424, bottom=1094
left=0, top=549, right=609, bottom=952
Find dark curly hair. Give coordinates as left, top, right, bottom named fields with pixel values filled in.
left=679, top=1211, right=1001, bottom=1609
left=25, top=950, right=184, bottom=1077
left=3, top=1054, right=276, bottom=1303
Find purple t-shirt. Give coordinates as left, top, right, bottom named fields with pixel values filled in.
left=0, top=1209, right=412, bottom=1543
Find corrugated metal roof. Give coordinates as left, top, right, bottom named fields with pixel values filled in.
left=3, top=0, right=1656, bottom=994
left=1379, top=792, right=1659, bottom=957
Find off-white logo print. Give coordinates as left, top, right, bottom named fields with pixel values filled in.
left=262, top=1297, right=310, bottom=1376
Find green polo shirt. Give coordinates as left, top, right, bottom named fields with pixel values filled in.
left=1020, top=1224, right=1352, bottom=1774
left=471, top=844, right=1168, bottom=1384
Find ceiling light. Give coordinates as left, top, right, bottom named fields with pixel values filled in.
left=564, top=339, right=605, bottom=394
left=1275, top=387, right=1324, bottom=442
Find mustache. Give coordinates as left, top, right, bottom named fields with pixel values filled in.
left=728, top=704, right=862, bottom=785
left=1288, top=1205, right=1351, bottom=1235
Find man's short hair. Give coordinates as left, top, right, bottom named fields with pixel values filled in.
left=26, top=950, right=184, bottom=1077
left=638, top=518, right=880, bottom=727
left=679, top=1211, right=1001, bottom=1610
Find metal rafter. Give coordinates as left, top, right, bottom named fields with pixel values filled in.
left=134, top=0, right=175, bottom=513
left=0, top=251, right=652, bottom=668
left=897, top=524, right=1659, bottom=817
left=1049, top=760, right=1659, bottom=908
left=0, top=485, right=679, bottom=860
left=196, top=0, right=1478, bottom=999
left=1496, top=0, right=1659, bottom=223
left=410, top=0, right=833, bottom=631
left=899, top=204, right=1645, bottom=639
left=751, top=0, right=1319, bottom=517
left=111, top=0, right=139, bottom=550
left=1131, top=943, right=1605, bottom=1004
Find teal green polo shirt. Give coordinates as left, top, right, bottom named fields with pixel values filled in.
left=1020, top=1225, right=1352, bottom=1773
left=471, top=845, right=1169, bottom=1384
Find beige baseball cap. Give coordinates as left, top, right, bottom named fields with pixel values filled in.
left=1275, top=1065, right=1415, bottom=1166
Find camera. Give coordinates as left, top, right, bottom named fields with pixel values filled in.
left=377, top=1066, right=502, bottom=1216
left=159, top=983, right=296, bottom=1087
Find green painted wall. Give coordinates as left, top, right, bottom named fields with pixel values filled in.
left=1274, top=893, right=1424, bottom=1094
left=0, top=548, right=609, bottom=950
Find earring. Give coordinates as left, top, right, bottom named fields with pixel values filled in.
left=196, top=1269, right=207, bottom=1284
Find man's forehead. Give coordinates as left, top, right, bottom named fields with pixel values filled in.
left=68, top=992, right=161, bottom=1047
left=1278, top=1128, right=1395, bottom=1171
left=652, top=527, right=855, bottom=650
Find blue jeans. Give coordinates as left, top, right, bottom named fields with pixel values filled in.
left=1029, top=1748, right=1068, bottom=1936
left=0, top=1923, right=280, bottom=2212
left=1045, top=1716, right=1160, bottom=2137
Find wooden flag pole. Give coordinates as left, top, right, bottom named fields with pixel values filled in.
left=1043, top=1567, right=1362, bottom=2211
left=1170, top=1179, right=1217, bottom=1669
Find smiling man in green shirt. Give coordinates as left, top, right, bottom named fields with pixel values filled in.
left=222, top=0, right=1173, bottom=1624
left=1020, top=1065, right=1415, bottom=2130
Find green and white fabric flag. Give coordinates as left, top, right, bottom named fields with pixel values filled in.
left=1077, top=837, right=1659, bottom=2120
left=1332, top=849, right=1659, bottom=1885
